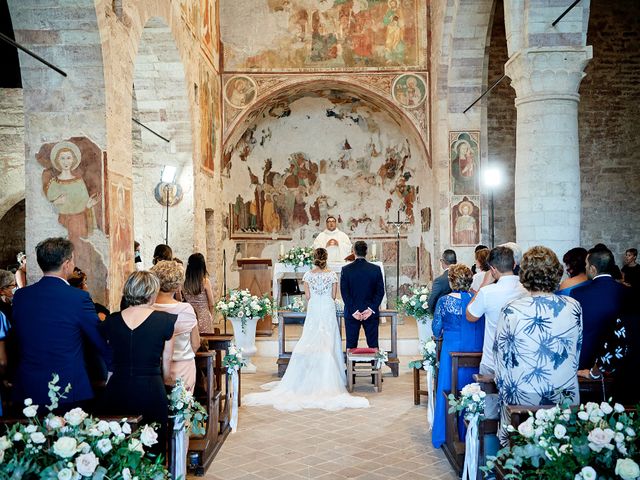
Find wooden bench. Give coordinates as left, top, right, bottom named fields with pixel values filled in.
left=441, top=351, right=482, bottom=477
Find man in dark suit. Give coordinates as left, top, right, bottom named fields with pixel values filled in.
left=340, top=241, right=385, bottom=349
left=571, top=248, right=629, bottom=370
left=428, top=249, right=457, bottom=314
left=12, top=237, right=111, bottom=408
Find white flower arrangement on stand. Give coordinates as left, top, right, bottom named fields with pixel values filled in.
left=398, top=286, right=433, bottom=343
left=282, top=296, right=305, bottom=312
left=222, top=344, right=247, bottom=433
left=0, top=374, right=169, bottom=479
left=374, top=349, right=388, bottom=369
left=448, top=383, right=486, bottom=480
left=278, top=246, right=314, bottom=270
left=484, top=400, right=640, bottom=480
left=409, top=339, right=439, bottom=428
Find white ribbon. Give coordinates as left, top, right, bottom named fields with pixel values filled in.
left=171, top=417, right=188, bottom=480
left=229, top=368, right=239, bottom=432
left=462, top=413, right=479, bottom=480
left=426, top=367, right=435, bottom=429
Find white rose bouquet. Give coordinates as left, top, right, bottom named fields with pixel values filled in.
left=222, top=343, right=247, bottom=373
left=448, top=382, right=486, bottom=420
left=282, top=296, right=306, bottom=312
left=398, top=285, right=432, bottom=321
left=215, top=289, right=272, bottom=332
left=408, top=339, right=438, bottom=371
left=167, top=378, right=207, bottom=436
left=484, top=401, right=640, bottom=479
left=0, top=374, right=169, bottom=479
left=279, top=246, right=314, bottom=269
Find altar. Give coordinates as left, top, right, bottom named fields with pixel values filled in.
left=272, top=261, right=387, bottom=318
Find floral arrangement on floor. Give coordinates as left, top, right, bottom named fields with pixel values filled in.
left=215, top=289, right=272, bottom=332
left=408, top=339, right=438, bottom=371
left=279, top=246, right=314, bottom=269
left=374, top=349, right=388, bottom=369
left=167, top=378, right=207, bottom=436
left=485, top=401, right=640, bottom=480
left=281, top=296, right=305, bottom=312
left=398, top=285, right=432, bottom=322
left=222, top=344, right=246, bottom=433
left=0, top=374, right=169, bottom=479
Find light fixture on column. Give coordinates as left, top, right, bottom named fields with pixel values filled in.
left=160, top=165, right=177, bottom=246
left=482, top=165, right=503, bottom=248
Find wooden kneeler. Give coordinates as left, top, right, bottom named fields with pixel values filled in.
left=347, top=348, right=382, bottom=393
left=441, top=351, right=482, bottom=476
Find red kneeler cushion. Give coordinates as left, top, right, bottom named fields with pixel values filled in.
left=348, top=348, right=378, bottom=355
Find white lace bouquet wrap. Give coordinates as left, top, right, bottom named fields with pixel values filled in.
left=448, top=383, right=486, bottom=480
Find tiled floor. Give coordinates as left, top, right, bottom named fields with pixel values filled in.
left=199, top=357, right=456, bottom=479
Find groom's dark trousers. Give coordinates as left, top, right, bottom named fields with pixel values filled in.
left=340, top=257, right=385, bottom=349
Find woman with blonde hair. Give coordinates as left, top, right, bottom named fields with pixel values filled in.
left=244, top=248, right=369, bottom=411
left=101, top=271, right=176, bottom=456
left=151, top=260, right=199, bottom=392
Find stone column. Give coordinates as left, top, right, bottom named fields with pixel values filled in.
left=505, top=46, right=592, bottom=257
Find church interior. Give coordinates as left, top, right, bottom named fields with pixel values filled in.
left=0, top=0, right=639, bottom=478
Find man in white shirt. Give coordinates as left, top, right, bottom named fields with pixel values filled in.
left=313, top=216, right=352, bottom=263
left=466, top=246, right=527, bottom=376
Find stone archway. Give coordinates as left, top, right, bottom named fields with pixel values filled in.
left=131, top=16, right=195, bottom=268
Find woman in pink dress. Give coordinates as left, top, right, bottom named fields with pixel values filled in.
left=182, top=253, right=216, bottom=334
left=151, top=260, right=199, bottom=392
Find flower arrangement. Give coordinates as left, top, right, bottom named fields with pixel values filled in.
left=222, top=344, right=247, bottom=373
left=398, top=285, right=432, bottom=321
left=374, top=349, right=388, bottom=369
left=0, top=374, right=169, bottom=479
left=448, top=382, right=486, bottom=420
left=408, top=339, right=438, bottom=371
left=167, top=378, right=207, bottom=436
left=281, top=296, right=305, bottom=312
left=215, top=289, right=272, bottom=332
left=279, top=246, right=313, bottom=269
left=485, top=401, right=640, bottom=480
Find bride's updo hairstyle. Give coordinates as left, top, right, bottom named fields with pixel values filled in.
left=314, top=248, right=328, bottom=270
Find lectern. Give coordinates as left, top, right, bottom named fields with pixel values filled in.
left=237, top=258, right=273, bottom=336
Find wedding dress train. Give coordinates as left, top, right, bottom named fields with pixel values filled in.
left=243, top=270, right=369, bottom=412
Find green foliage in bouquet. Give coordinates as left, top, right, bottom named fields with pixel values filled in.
left=167, top=379, right=207, bottom=436
left=279, top=247, right=313, bottom=269
left=398, top=285, right=432, bottom=321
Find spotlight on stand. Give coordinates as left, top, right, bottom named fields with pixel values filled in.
left=160, top=165, right=177, bottom=246
left=482, top=165, right=503, bottom=248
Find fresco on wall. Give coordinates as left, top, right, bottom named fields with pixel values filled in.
left=224, top=76, right=257, bottom=109
left=109, top=174, right=133, bottom=304
left=201, top=0, right=218, bottom=66
left=450, top=131, right=480, bottom=196
left=180, top=0, right=200, bottom=39
left=224, top=92, right=431, bottom=240
left=201, top=64, right=217, bottom=172
left=451, top=196, right=480, bottom=246
left=392, top=73, right=426, bottom=108
left=37, top=137, right=108, bottom=305
left=221, top=0, right=426, bottom=71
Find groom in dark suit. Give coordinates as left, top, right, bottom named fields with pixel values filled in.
left=340, top=241, right=385, bottom=348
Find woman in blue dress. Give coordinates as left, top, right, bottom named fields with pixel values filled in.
left=556, top=247, right=591, bottom=295
left=431, top=264, right=485, bottom=448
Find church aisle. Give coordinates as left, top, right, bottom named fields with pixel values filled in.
left=199, top=357, right=457, bottom=480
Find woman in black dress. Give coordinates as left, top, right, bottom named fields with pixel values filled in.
left=102, top=271, right=176, bottom=457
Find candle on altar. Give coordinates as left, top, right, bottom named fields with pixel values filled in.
left=280, top=243, right=285, bottom=256
left=372, top=243, right=377, bottom=259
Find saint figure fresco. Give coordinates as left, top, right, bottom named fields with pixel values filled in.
left=450, top=131, right=480, bottom=195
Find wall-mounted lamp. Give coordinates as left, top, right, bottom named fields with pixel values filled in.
left=482, top=166, right=503, bottom=248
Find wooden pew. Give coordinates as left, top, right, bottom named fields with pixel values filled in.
left=441, top=351, right=482, bottom=476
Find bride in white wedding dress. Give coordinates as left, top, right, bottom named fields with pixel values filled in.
left=243, top=248, right=369, bottom=412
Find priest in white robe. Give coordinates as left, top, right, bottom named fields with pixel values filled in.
left=313, top=216, right=352, bottom=263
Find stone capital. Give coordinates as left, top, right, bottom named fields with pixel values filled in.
left=505, top=46, right=593, bottom=106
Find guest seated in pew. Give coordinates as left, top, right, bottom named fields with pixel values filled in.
left=151, top=260, right=199, bottom=393
left=431, top=264, right=485, bottom=449
left=494, top=246, right=582, bottom=445
left=101, top=271, right=176, bottom=457
left=571, top=247, right=629, bottom=369
left=556, top=247, right=590, bottom=295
